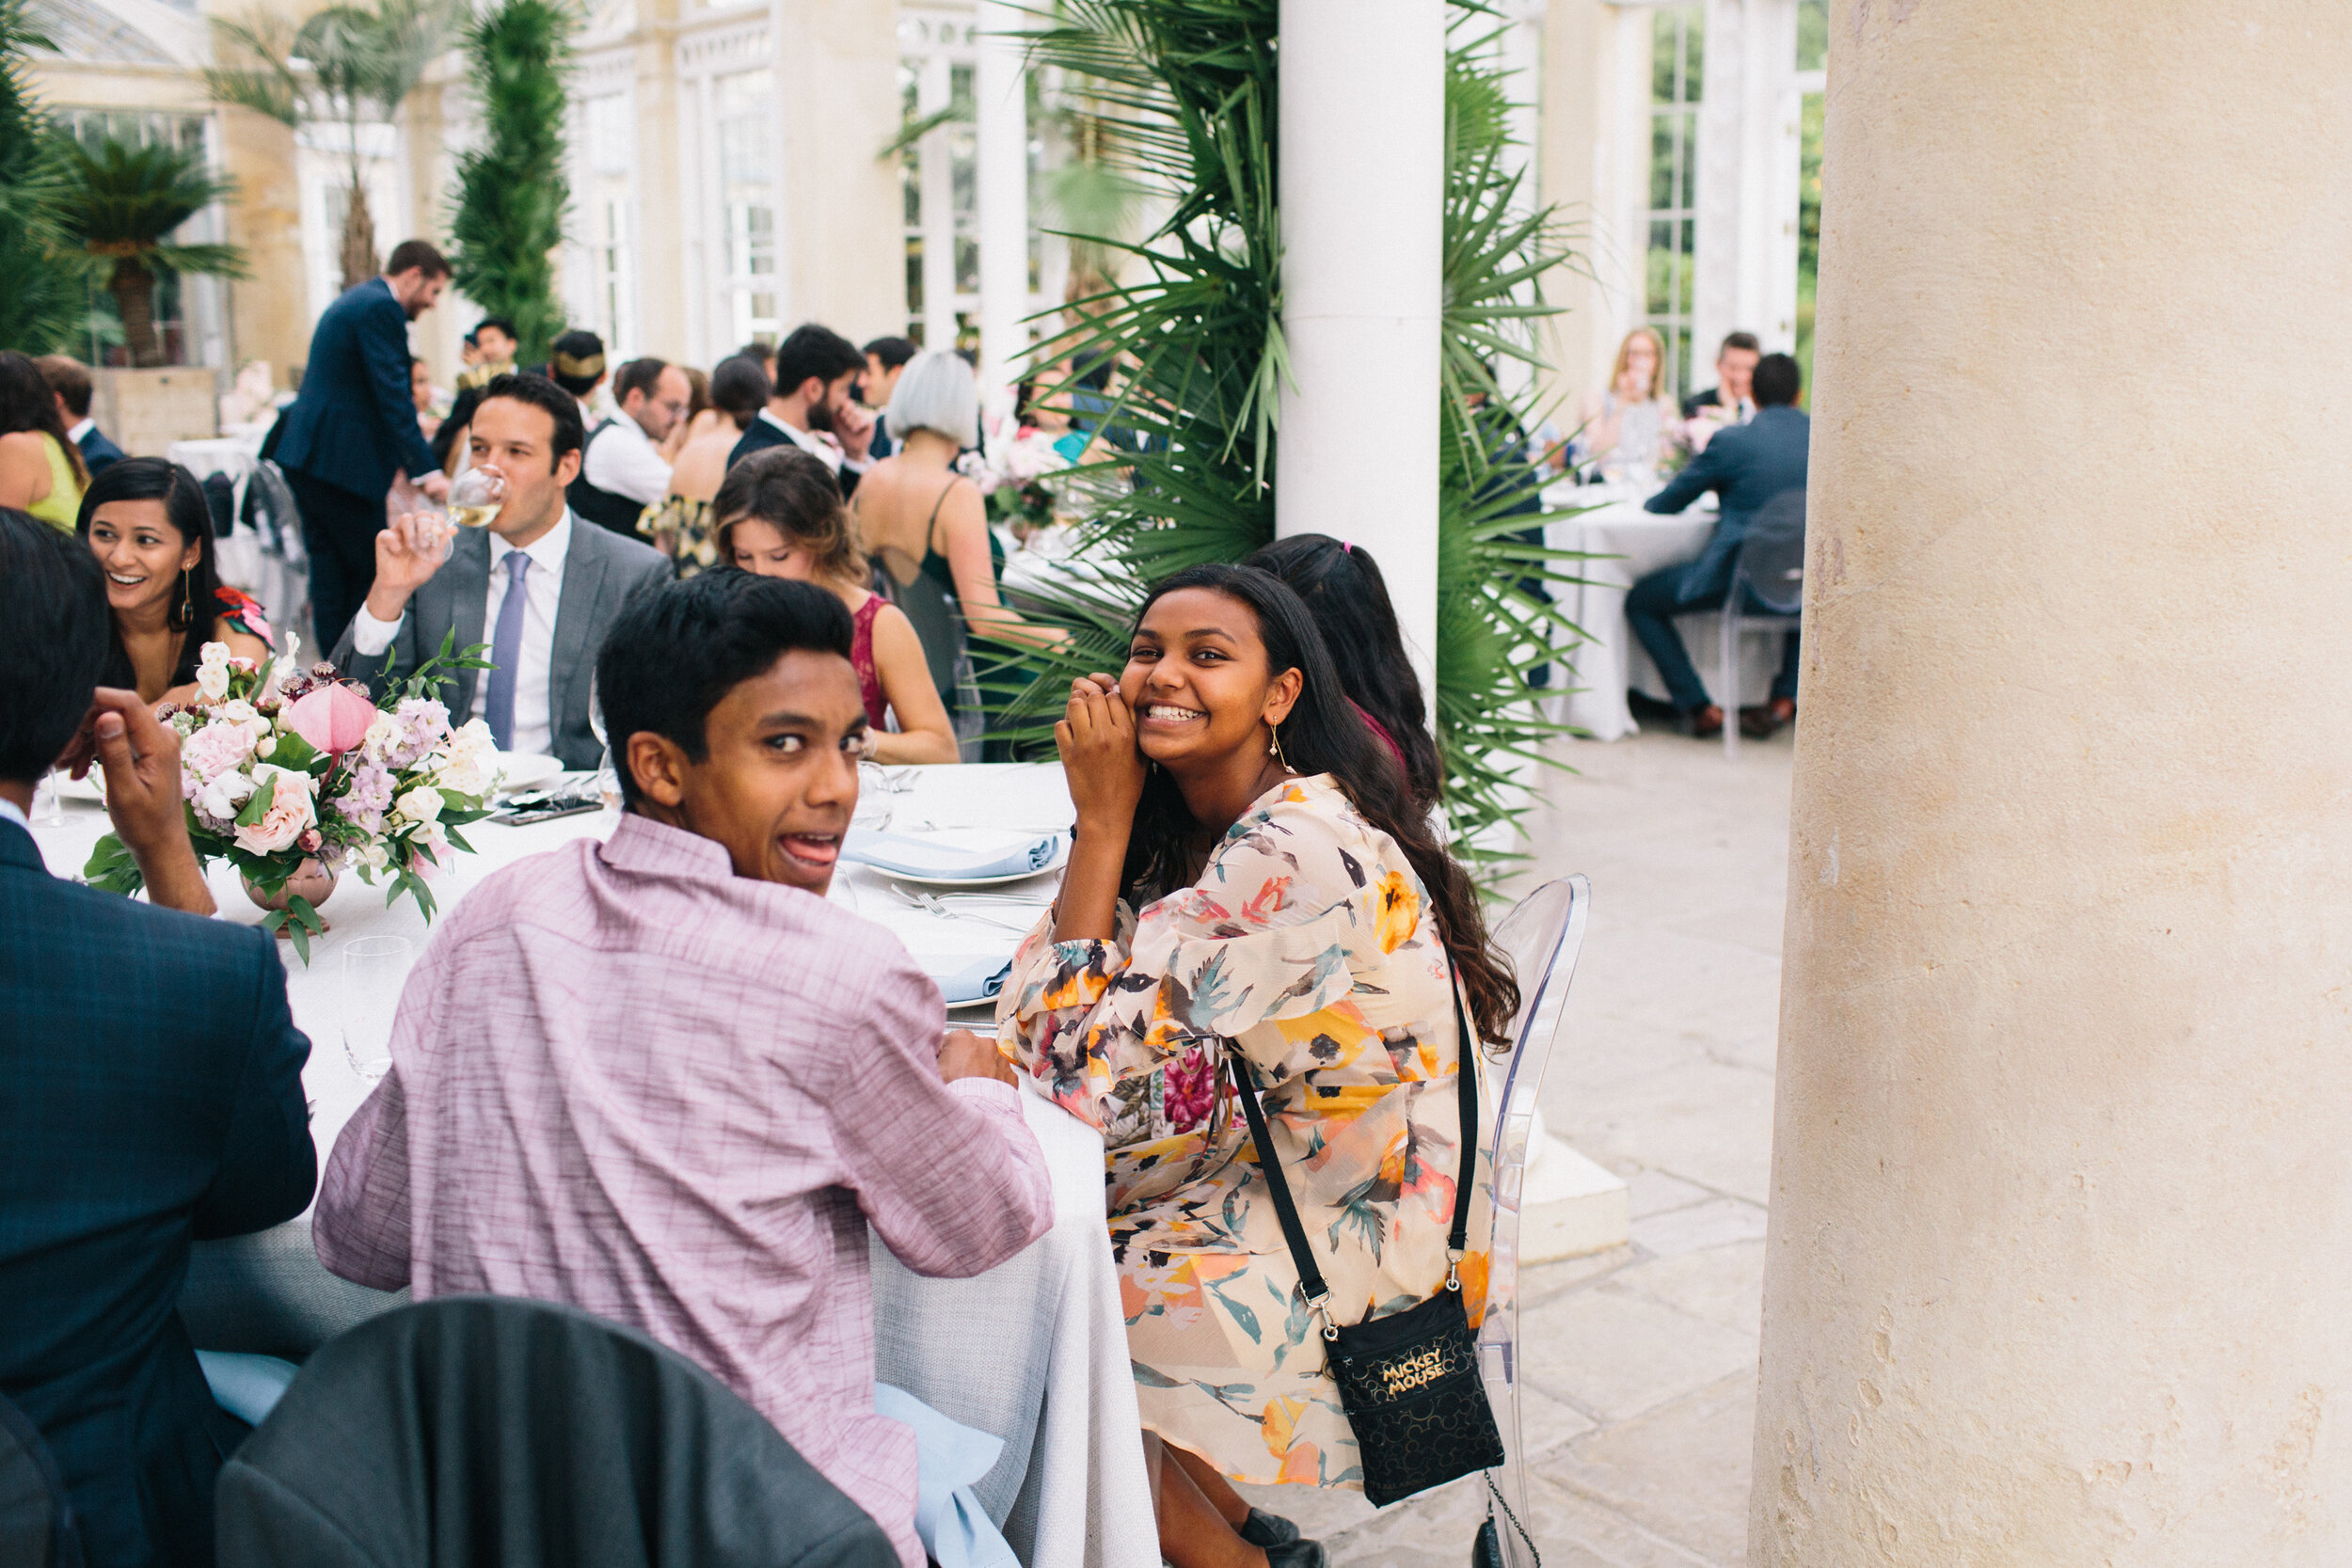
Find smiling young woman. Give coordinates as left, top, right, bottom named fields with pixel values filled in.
left=75, top=458, right=272, bottom=705
left=996, top=563, right=1518, bottom=1568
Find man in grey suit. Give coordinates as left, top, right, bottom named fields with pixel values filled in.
left=332, top=375, right=671, bottom=769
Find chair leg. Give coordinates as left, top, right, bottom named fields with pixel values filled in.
left=1721, top=608, right=1739, bottom=759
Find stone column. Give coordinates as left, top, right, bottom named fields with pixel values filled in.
left=1754, top=4, right=2352, bottom=1564
left=975, top=0, right=1028, bottom=425
left=1276, top=0, right=1444, bottom=687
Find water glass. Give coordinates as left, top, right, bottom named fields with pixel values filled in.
left=341, top=936, right=413, bottom=1084
left=587, top=671, right=622, bottom=811
left=32, top=768, right=66, bottom=826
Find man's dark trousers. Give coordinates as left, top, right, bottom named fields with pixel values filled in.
left=285, top=469, right=382, bottom=656
left=1624, top=563, right=1800, bottom=715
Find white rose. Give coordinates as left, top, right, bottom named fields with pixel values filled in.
left=358, top=841, right=390, bottom=873
left=196, top=769, right=256, bottom=825
left=392, top=785, right=445, bottom=826
left=231, top=765, right=319, bottom=855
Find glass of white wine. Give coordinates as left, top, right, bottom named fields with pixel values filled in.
left=447, top=466, right=506, bottom=531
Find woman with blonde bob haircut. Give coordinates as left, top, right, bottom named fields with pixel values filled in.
left=1574, top=325, right=1677, bottom=475
left=711, top=447, right=959, bottom=764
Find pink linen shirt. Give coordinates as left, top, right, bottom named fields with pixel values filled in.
left=314, top=814, right=1052, bottom=1568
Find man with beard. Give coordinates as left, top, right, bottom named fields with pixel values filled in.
left=726, top=324, right=876, bottom=499
left=263, top=239, right=454, bottom=650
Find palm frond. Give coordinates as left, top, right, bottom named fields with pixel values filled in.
left=446, top=0, right=573, bottom=361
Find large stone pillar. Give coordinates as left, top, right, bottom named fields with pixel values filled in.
left=1754, top=4, right=2352, bottom=1564
left=1276, top=0, right=1443, bottom=687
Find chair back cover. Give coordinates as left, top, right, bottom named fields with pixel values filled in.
left=0, top=1388, right=82, bottom=1568
left=215, top=1295, right=898, bottom=1568
left=1476, top=875, right=1592, bottom=1568
left=1736, top=488, right=1806, bottom=615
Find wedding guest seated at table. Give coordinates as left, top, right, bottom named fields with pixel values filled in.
left=333, top=373, right=673, bottom=768
left=77, top=457, right=274, bottom=706
left=999, top=564, right=1518, bottom=1568
left=714, top=447, right=959, bottom=764
left=313, top=567, right=1052, bottom=1568
left=1571, top=325, right=1678, bottom=477
left=0, top=509, right=315, bottom=1568
left=1629, top=351, right=1809, bottom=739
left=1241, top=533, right=1441, bottom=809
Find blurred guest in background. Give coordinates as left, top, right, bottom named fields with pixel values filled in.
left=727, top=324, right=875, bottom=496
left=861, top=335, right=916, bottom=460
left=1572, top=326, right=1677, bottom=479
left=662, top=364, right=714, bottom=461
left=262, top=238, right=453, bottom=651
left=1630, top=351, right=1809, bottom=739
left=571, top=356, right=691, bottom=537
left=36, top=355, right=126, bottom=475
left=548, top=328, right=608, bottom=423
left=1681, top=330, right=1761, bottom=455
left=714, top=447, right=957, bottom=763
left=0, top=509, right=314, bottom=1568
left=0, top=349, right=88, bottom=531
left=455, top=316, right=517, bottom=391
left=644, top=355, right=769, bottom=576
left=77, top=458, right=273, bottom=705
left=410, top=356, right=440, bottom=441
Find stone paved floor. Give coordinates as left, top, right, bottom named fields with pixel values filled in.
left=1234, top=722, right=1794, bottom=1566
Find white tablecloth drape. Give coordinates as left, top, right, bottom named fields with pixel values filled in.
left=1544, top=485, right=1791, bottom=740
left=25, top=764, right=1152, bottom=1568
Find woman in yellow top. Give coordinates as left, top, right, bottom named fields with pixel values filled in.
left=0, top=350, right=89, bottom=531
left=998, top=563, right=1518, bottom=1568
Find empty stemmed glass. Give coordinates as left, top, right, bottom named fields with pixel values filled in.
left=588, top=671, right=622, bottom=811
left=341, top=936, right=412, bottom=1084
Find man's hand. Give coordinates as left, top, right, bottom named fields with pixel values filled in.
left=361, top=512, right=453, bottom=626
left=86, top=689, right=215, bottom=916
left=938, top=1028, right=1017, bottom=1087
left=416, top=471, right=451, bottom=503
left=834, top=400, right=876, bottom=464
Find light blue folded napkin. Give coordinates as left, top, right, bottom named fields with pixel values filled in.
left=842, top=829, right=1063, bottom=880
left=918, top=954, right=1015, bottom=1005
left=875, top=1382, right=1020, bottom=1568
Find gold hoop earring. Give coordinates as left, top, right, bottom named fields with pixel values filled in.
left=1267, top=721, right=1288, bottom=769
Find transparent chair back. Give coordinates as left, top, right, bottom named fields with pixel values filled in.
left=1476, top=874, right=1591, bottom=1561
left=1721, top=487, right=1805, bottom=756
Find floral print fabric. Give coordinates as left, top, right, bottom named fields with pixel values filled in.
left=997, top=774, right=1490, bottom=1488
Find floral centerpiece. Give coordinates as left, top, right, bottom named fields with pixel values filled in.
left=85, top=632, right=499, bottom=960
left=958, top=427, right=1078, bottom=537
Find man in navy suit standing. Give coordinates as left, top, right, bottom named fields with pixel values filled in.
left=0, top=510, right=315, bottom=1567
left=266, top=238, right=454, bottom=651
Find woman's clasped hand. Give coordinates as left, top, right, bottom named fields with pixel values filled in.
left=1054, top=674, right=1146, bottom=827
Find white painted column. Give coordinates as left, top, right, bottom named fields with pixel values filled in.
left=1276, top=0, right=1445, bottom=692
left=975, top=0, right=1029, bottom=431
left=916, top=54, right=956, bottom=353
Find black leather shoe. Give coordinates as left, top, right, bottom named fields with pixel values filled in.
left=1263, top=1540, right=1329, bottom=1568
left=1239, top=1508, right=1301, bottom=1548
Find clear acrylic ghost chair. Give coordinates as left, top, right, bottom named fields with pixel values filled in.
left=1719, top=487, right=1805, bottom=759
left=1475, top=874, right=1591, bottom=1565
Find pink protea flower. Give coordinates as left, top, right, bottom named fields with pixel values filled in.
left=283, top=682, right=378, bottom=755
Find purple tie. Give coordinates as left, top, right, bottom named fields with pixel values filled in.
left=484, top=551, right=531, bottom=751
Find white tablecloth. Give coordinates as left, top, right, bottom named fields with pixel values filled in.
left=24, top=763, right=1152, bottom=1568
left=1544, top=483, right=1790, bottom=740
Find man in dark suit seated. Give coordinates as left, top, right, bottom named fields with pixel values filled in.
left=1629, top=352, right=1810, bottom=739
left=36, top=355, right=128, bottom=473
left=333, top=374, right=673, bottom=770
left=1679, top=330, right=1761, bottom=423
left=264, top=239, right=455, bottom=652
left=727, top=324, right=877, bottom=498
left=0, top=510, right=315, bottom=1568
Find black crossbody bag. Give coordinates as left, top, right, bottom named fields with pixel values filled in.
left=1225, top=983, right=1506, bottom=1507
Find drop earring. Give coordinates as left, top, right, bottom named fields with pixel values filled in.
left=171, top=565, right=194, bottom=631
left=1267, top=721, right=1288, bottom=769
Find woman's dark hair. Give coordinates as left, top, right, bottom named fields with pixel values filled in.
left=709, top=355, right=772, bottom=430
left=0, top=509, right=112, bottom=783
left=596, top=568, right=853, bottom=809
left=1242, top=534, right=1441, bottom=809
left=710, top=447, right=862, bottom=584
left=0, top=349, right=89, bottom=489
left=75, top=457, right=222, bottom=692
left=1124, top=563, right=1518, bottom=1045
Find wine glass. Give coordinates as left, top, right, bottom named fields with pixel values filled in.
left=446, top=466, right=506, bottom=531
left=341, top=936, right=413, bottom=1084
left=587, top=670, right=622, bottom=811
left=31, top=767, right=66, bottom=826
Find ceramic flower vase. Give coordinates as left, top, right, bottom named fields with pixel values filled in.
left=243, top=857, right=337, bottom=932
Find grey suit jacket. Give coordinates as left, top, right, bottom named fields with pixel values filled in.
left=330, top=512, right=673, bottom=769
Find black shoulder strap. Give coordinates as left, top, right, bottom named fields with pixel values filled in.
left=1228, top=981, right=1480, bottom=1317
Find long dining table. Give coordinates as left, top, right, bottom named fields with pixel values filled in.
left=22, top=762, right=1154, bottom=1568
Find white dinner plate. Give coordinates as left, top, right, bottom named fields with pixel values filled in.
left=883, top=851, right=1067, bottom=891
left=493, top=752, right=565, bottom=796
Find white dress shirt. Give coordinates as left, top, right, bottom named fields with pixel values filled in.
left=350, top=511, right=574, bottom=758
left=582, top=412, right=674, bottom=506
left=756, top=408, right=871, bottom=476
left=67, top=419, right=94, bottom=445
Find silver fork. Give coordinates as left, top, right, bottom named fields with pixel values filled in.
left=885, top=883, right=1042, bottom=932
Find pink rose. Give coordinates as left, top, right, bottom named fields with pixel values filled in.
left=283, top=682, right=378, bottom=755
left=232, top=765, right=319, bottom=855
left=181, top=720, right=258, bottom=784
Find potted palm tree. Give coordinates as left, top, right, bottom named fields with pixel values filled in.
left=56, top=135, right=246, bottom=368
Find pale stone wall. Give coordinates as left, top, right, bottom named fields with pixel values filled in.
left=216, top=105, right=310, bottom=388
left=773, top=0, right=904, bottom=339
left=1753, top=2, right=2352, bottom=1562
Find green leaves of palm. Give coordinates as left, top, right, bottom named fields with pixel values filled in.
left=447, top=0, right=573, bottom=362
left=58, top=137, right=244, bottom=278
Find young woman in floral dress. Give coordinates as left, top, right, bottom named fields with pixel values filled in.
left=997, top=564, right=1518, bottom=1568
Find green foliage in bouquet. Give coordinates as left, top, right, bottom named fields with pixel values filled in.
left=85, top=632, right=498, bottom=963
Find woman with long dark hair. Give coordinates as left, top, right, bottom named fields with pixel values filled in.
left=997, top=564, right=1517, bottom=1567
left=76, top=457, right=272, bottom=703
left=1241, top=533, right=1442, bottom=809
left=0, top=349, right=89, bottom=531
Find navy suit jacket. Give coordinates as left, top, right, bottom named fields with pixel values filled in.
left=269, top=277, right=437, bottom=504
left=0, top=819, right=315, bottom=1568
left=1645, top=404, right=1810, bottom=603
left=77, top=424, right=128, bottom=474
left=726, top=415, right=863, bottom=499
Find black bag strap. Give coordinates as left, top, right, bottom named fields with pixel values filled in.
left=1227, top=978, right=1481, bottom=1333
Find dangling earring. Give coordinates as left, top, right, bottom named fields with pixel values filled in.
left=1267, top=721, right=1288, bottom=769
left=170, top=565, right=194, bottom=631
